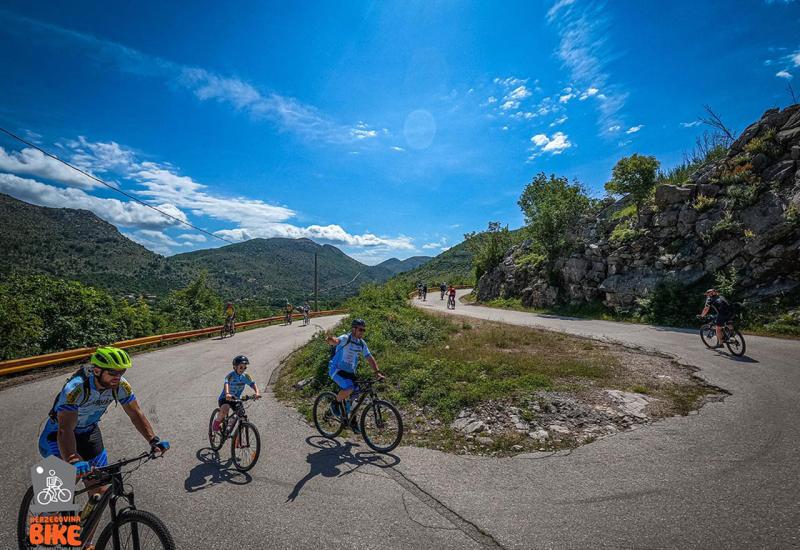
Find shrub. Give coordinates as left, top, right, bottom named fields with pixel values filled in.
left=639, top=278, right=699, bottom=327
left=711, top=211, right=742, bottom=239
left=605, top=154, right=661, bottom=220
left=464, top=223, right=515, bottom=282
left=725, top=183, right=760, bottom=209
left=693, top=194, right=717, bottom=212
left=609, top=221, right=642, bottom=244
left=744, top=128, right=779, bottom=157
left=713, top=266, right=739, bottom=298
left=786, top=205, right=800, bottom=225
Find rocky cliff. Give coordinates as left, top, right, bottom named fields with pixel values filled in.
left=477, top=104, right=800, bottom=318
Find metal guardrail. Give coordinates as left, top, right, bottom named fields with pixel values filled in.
left=0, top=309, right=348, bottom=377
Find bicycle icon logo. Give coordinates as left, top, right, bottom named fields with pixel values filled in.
left=29, top=456, right=80, bottom=513
left=36, top=470, right=73, bottom=505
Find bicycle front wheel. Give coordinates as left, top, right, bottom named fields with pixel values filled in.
left=725, top=329, right=746, bottom=357
left=699, top=324, right=716, bottom=348
left=231, top=422, right=261, bottom=472
left=313, top=392, right=345, bottom=439
left=360, top=399, right=403, bottom=453
left=17, top=486, right=33, bottom=550
left=96, top=509, right=175, bottom=550
left=208, top=408, right=226, bottom=451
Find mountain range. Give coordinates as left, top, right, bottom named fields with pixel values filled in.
left=0, top=193, right=436, bottom=304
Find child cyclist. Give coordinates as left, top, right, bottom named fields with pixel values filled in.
left=326, top=319, right=384, bottom=432
left=212, top=355, right=261, bottom=432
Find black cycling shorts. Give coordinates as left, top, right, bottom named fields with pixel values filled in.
left=714, top=313, right=731, bottom=327
left=45, top=423, right=105, bottom=462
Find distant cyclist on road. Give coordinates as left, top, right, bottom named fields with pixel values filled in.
left=285, top=300, right=294, bottom=325
left=422, top=283, right=428, bottom=301
left=302, top=302, right=311, bottom=325
left=440, top=282, right=447, bottom=300
left=698, top=288, right=733, bottom=348
left=447, top=285, right=457, bottom=309
left=38, top=347, right=169, bottom=548
left=212, top=355, right=262, bottom=432
left=326, top=319, right=384, bottom=433
left=224, top=302, right=236, bottom=332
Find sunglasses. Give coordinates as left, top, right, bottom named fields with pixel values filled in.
left=101, top=369, right=123, bottom=377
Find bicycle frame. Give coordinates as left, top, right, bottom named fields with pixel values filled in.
left=339, top=383, right=376, bottom=424
left=78, top=458, right=143, bottom=549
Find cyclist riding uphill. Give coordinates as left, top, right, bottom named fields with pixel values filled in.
left=326, top=319, right=384, bottom=432
left=38, top=347, right=169, bottom=547
left=213, top=355, right=262, bottom=432
left=699, top=289, right=733, bottom=349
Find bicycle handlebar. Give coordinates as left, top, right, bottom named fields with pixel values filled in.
left=83, top=450, right=155, bottom=481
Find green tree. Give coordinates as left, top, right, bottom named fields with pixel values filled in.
left=518, top=173, right=591, bottom=261
left=159, top=272, right=223, bottom=330
left=464, top=222, right=514, bottom=282
left=604, top=154, right=660, bottom=219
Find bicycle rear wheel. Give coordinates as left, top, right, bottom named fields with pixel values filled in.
left=725, top=328, right=746, bottom=357
left=699, top=324, right=716, bottom=348
left=313, top=392, right=345, bottom=439
left=96, top=509, right=175, bottom=550
left=231, top=422, right=261, bottom=472
left=208, top=408, right=225, bottom=451
left=360, top=399, right=403, bottom=453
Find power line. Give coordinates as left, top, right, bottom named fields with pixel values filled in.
left=0, top=126, right=234, bottom=245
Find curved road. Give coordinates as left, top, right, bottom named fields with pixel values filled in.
left=1, top=296, right=799, bottom=548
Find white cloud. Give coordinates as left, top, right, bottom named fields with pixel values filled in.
left=529, top=132, right=572, bottom=158
left=579, top=87, right=599, bottom=100
left=2, top=12, right=377, bottom=145
left=608, top=125, right=621, bottom=132
left=792, top=51, right=800, bottom=66
left=680, top=120, right=702, bottom=128
left=502, top=126, right=509, bottom=131
left=506, top=85, right=532, bottom=101
left=421, top=237, right=448, bottom=250
left=178, top=233, right=207, bottom=243
left=550, top=115, right=569, bottom=127
left=547, top=2, right=627, bottom=133
left=626, top=125, right=643, bottom=134
left=500, top=100, right=519, bottom=110
left=487, top=96, right=498, bottom=104
left=0, top=146, right=99, bottom=189
left=390, top=146, right=406, bottom=152
left=216, top=223, right=414, bottom=250
left=559, top=93, right=575, bottom=104
left=493, top=77, right=527, bottom=88
left=776, top=70, right=793, bottom=79
left=511, top=111, right=535, bottom=120
left=0, top=173, right=187, bottom=229
left=349, top=121, right=379, bottom=140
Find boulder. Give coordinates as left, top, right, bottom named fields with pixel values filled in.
left=655, top=185, right=694, bottom=208
left=739, top=191, right=785, bottom=234
left=562, top=257, right=589, bottom=284
left=654, top=210, right=679, bottom=227
left=697, top=183, right=720, bottom=197
left=762, top=160, right=796, bottom=186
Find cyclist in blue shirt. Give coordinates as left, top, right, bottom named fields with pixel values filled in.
left=326, top=319, right=384, bottom=432
left=39, top=346, right=169, bottom=549
left=212, top=355, right=261, bottom=432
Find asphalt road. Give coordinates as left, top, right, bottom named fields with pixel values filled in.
left=2, top=296, right=799, bottom=549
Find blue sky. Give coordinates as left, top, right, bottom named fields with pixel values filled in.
left=0, top=1, right=798, bottom=263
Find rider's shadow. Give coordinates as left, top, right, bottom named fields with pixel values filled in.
left=184, top=448, right=252, bottom=493
left=286, top=436, right=399, bottom=502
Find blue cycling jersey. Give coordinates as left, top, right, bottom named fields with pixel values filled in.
left=328, top=334, right=372, bottom=376
left=219, top=371, right=256, bottom=400
left=42, top=370, right=135, bottom=436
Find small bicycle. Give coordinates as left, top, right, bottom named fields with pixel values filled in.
left=18, top=450, right=174, bottom=550
left=208, top=395, right=262, bottom=472
left=312, top=379, right=403, bottom=454
left=699, top=315, right=746, bottom=356
left=220, top=318, right=236, bottom=339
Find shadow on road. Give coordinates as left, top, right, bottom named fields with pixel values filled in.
left=184, top=447, right=252, bottom=493
left=286, top=436, right=400, bottom=502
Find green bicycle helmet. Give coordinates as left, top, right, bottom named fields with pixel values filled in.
left=90, top=346, right=132, bottom=370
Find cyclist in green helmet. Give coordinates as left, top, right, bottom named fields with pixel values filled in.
left=37, top=346, right=169, bottom=548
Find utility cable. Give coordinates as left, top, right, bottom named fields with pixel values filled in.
left=0, top=126, right=234, bottom=244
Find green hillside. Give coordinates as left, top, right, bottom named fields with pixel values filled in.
left=392, top=239, right=475, bottom=287
left=0, top=193, right=188, bottom=295
left=375, top=255, right=431, bottom=275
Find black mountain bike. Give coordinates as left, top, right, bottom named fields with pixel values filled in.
left=312, top=379, right=403, bottom=453
left=447, top=295, right=456, bottom=309
left=18, top=450, right=174, bottom=550
left=208, top=395, right=262, bottom=472
left=220, top=318, right=236, bottom=339
left=700, top=315, right=746, bottom=356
